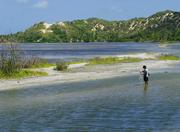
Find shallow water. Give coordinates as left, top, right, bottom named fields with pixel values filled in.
left=0, top=72, right=180, bottom=131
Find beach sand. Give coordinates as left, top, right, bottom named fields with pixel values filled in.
left=0, top=59, right=179, bottom=91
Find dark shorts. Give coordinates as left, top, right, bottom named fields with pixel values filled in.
left=144, top=77, right=149, bottom=82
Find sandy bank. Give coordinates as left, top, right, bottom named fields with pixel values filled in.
left=0, top=60, right=179, bottom=91
left=116, top=53, right=160, bottom=59
left=99, top=53, right=160, bottom=59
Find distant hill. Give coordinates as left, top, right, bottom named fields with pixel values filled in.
left=0, top=10, right=180, bottom=43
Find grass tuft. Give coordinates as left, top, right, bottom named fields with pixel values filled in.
left=22, top=58, right=54, bottom=68
left=88, top=57, right=143, bottom=65
left=0, top=70, right=48, bottom=79
left=158, top=55, right=180, bottom=60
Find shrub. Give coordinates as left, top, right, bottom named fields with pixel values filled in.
left=55, top=62, right=68, bottom=71
left=0, top=44, right=22, bottom=75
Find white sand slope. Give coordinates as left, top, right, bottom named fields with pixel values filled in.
left=116, top=53, right=160, bottom=59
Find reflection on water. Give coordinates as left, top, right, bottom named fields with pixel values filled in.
left=0, top=73, right=180, bottom=131
left=144, top=83, right=149, bottom=94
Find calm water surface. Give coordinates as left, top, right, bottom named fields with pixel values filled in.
left=0, top=72, right=180, bottom=131
left=1, top=42, right=180, bottom=61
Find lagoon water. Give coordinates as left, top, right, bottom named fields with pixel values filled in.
left=0, top=73, right=180, bottom=131
left=1, top=42, right=179, bottom=61
left=0, top=42, right=180, bottom=131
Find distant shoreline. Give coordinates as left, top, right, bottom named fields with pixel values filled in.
left=0, top=41, right=180, bottom=45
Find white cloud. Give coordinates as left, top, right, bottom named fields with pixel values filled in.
left=33, top=1, right=48, bottom=9
left=17, top=0, right=29, bottom=3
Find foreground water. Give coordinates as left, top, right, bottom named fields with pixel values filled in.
left=0, top=72, right=180, bottom=131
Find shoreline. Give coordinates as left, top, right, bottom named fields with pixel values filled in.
left=0, top=60, right=179, bottom=91
left=0, top=41, right=180, bottom=45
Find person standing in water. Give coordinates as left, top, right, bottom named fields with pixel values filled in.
left=140, top=65, right=150, bottom=85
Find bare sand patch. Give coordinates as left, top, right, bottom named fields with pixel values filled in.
left=0, top=60, right=179, bottom=91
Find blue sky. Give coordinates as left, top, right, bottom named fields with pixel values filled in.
left=0, top=0, right=180, bottom=34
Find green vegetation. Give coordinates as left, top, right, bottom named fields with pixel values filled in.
left=54, top=57, right=143, bottom=71
left=23, top=58, right=54, bottom=68
left=88, top=57, right=143, bottom=65
left=66, top=60, right=86, bottom=65
left=0, top=70, right=48, bottom=79
left=55, top=62, right=68, bottom=71
left=27, top=62, right=54, bottom=68
left=0, top=44, right=22, bottom=76
left=0, top=10, right=180, bottom=43
left=158, top=55, right=180, bottom=60
left=0, top=44, right=49, bottom=79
